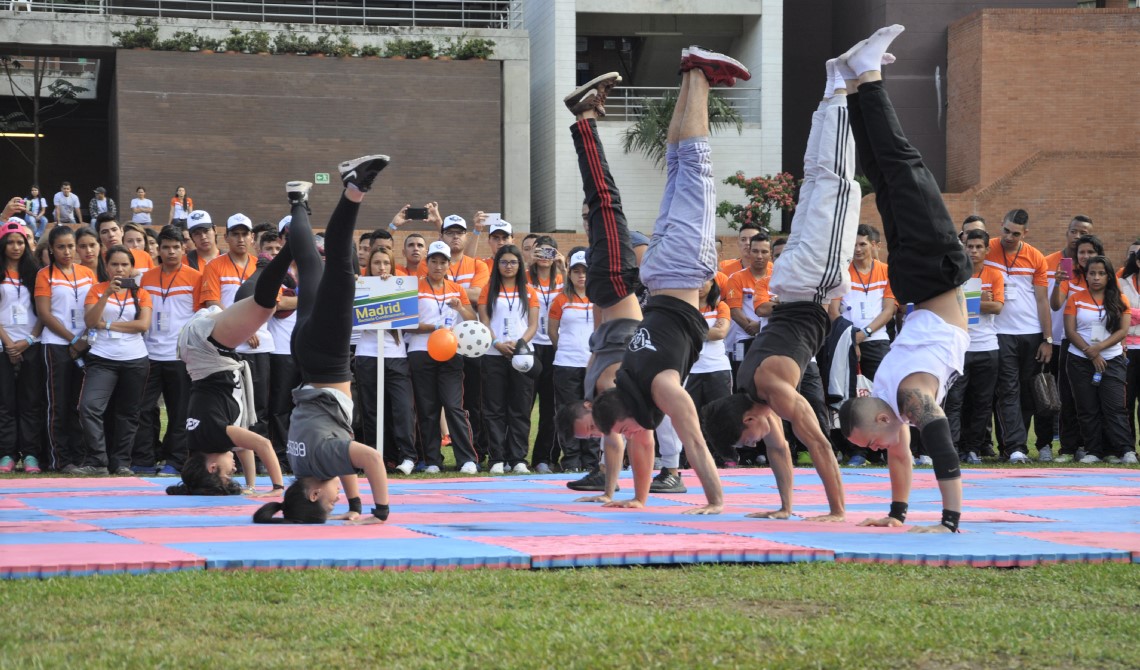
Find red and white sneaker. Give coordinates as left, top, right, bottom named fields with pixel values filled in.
left=682, top=46, right=751, bottom=87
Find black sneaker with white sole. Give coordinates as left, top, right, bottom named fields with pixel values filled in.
left=338, top=154, right=390, bottom=193
left=566, top=467, right=619, bottom=492
left=649, top=469, right=687, bottom=493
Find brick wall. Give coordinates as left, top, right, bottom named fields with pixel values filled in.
left=859, top=9, right=1140, bottom=264
left=115, top=50, right=502, bottom=231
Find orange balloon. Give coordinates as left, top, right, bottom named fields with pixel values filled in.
left=427, top=328, right=458, bottom=362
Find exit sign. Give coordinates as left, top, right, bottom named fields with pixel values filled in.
left=314, top=173, right=330, bottom=185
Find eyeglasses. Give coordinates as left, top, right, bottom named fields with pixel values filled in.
left=498, top=260, right=520, bottom=267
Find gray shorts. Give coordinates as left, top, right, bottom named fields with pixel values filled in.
left=584, top=318, right=639, bottom=400
left=287, top=386, right=355, bottom=480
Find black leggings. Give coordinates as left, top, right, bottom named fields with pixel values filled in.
left=289, top=194, right=360, bottom=384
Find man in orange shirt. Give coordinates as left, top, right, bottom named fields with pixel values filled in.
left=401, top=233, right=426, bottom=276
left=724, top=233, right=770, bottom=378
left=719, top=222, right=763, bottom=276
left=95, top=213, right=154, bottom=273
left=184, top=210, right=220, bottom=271
left=136, top=227, right=202, bottom=475
left=984, top=208, right=1053, bottom=463
left=1041, top=214, right=1094, bottom=463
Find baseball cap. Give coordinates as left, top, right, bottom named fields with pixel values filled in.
left=277, top=215, right=292, bottom=233
left=630, top=230, right=650, bottom=248
left=427, top=240, right=452, bottom=259
left=187, top=210, right=213, bottom=230
left=227, top=213, right=253, bottom=231
left=441, top=214, right=466, bottom=232
left=93, top=186, right=106, bottom=194
left=569, top=250, right=587, bottom=268
left=0, top=218, right=25, bottom=237
left=488, top=220, right=512, bottom=237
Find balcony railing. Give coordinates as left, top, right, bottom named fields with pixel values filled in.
left=8, top=1, right=524, bottom=30
left=603, top=86, right=762, bottom=125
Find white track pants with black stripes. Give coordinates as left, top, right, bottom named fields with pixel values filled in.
left=769, top=96, right=860, bottom=304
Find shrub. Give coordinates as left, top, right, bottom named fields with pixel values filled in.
left=715, top=172, right=800, bottom=232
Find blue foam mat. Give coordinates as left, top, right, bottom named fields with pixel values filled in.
left=168, top=538, right=530, bottom=570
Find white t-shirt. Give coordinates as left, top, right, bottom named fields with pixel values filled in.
left=690, top=302, right=731, bottom=375
left=53, top=192, right=81, bottom=222
left=130, top=197, right=153, bottom=224
left=529, top=275, right=563, bottom=347
left=872, top=310, right=969, bottom=426
left=1066, top=293, right=1128, bottom=361
left=406, top=279, right=468, bottom=354
left=35, top=265, right=96, bottom=346
left=86, top=287, right=151, bottom=361
left=355, top=330, right=406, bottom=359
left=140, top=267, right=200, bottom=362
left=480, top=287, right=537, bottom=357
left=0, top=271, right=35, bottom=344
left=549, top=293, right=591, bottom=368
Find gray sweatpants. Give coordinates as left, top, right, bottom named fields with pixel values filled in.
left=640, top=137, right=718, bottom=292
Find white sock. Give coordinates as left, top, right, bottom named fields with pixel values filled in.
left=847, top=25, right=905, bottom=77
left=825, top=59, right=846, bottom=96
left=837, top=50, right=897, bottom=82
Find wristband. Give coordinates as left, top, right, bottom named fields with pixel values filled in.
left=388, top=222, right=398, bottom=231
left=371, top=504, right=390, bottom=521
left=70, top=334, right=82, bottom=346
left=348, top=496, right=362, bottom=514
left=888, top=501, right=908, bottom=523
left=940, top=509, right=961, bottom=533
left=25, top=336, right=35, bottom=347
left=272, top=483, right=285, bottom=491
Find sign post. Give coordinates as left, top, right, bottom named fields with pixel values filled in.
left=352, top=276, right=418, bottom=460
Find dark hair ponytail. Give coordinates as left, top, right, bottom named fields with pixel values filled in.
left=251, top=480, right=328, bottom=524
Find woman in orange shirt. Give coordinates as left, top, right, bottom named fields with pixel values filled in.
left=167, top=186, right=194, bottom=229
left=0, top=220, right=45, bottom=474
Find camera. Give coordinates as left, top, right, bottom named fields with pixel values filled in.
left=118, top=276, right=138, bottom=289
left=406, top=207, right=429, bottom=221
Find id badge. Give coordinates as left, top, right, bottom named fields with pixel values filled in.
left=734, top=340, right=746, bottom=360
left=154, top=311, right=167, bottom=334
left=502, top=317, right=512, bottom=339
left=10, top=304, right=28, bottom=326
left=444, top=314, right=455, bottom=328
left=1092, top=322, right=1109, bottom=344
left=540, top=315, right=547, bottom=334
left=70, top=308, right=83, bottom=330
left=1006, top=289, right=1018, bottom=302
left=858, top=299, right=870, bottom=321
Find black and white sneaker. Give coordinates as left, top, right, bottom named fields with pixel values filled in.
left=338, top=154, right=390, bottom=193
left=649, top=469, right=687, bottom=494
left=286, top=180, right=312, bottom=208
left=565, top=467, right=619, bottom=492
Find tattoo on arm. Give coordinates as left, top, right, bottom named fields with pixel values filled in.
left=899, top=388, right=943, bottom=429
left=956, top=287, right=966, bottom=318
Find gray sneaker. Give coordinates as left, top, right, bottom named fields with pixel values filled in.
left=649, top=469, right=687, bottom=494
left=535, top=463, right=553, bottom=475
left=114, top=466, right=134, bottom=476
left=1122, top=452, right=1138, bottom=465
left=73, top=465, right=110, bottom=476
left=563, top=72, right=622, bottom=117
left=1037, top=446, right=1053, bottom=463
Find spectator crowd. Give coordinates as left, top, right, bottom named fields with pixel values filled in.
left=0, top=184, right=1137, bottom=480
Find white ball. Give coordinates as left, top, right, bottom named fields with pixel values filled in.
left=454, top=320, right=493, bottom=358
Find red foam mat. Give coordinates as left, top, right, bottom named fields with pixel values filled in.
left=0, top=544, right=205, bottom=578
left=113, top=524, right=431, bottom=544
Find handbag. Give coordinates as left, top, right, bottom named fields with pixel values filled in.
left=1031, top=364, right=1062, bottom=414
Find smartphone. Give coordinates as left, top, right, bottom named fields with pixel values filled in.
left=536, top=247, right=557, bottom=260
left=1059, top=258, right=1073, bottom=276
left=118, top=277, right=138, bottom=289
left=406, top=207, right=429, bottom=221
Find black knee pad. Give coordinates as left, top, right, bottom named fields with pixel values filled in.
left=920, top=417, right=961, bottom=481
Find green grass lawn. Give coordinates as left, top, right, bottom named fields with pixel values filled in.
left=1, top=562, right=1137, bottom=669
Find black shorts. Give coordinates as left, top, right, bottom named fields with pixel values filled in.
left=186, top=370, right=240, bottom=454
left=737, top=302, right=829, bottom=403
left=888, top=244, right=972, bottom=306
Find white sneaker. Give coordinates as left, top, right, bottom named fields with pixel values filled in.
left=915, top=455, right=933, bottom=466
left=535, top=463, right=553, bottom=474
left=425, top=465, right=441, bottom=474
left=1008, top=451, right=1029, bottom=464
left=489, top=462, right=505, bottom=474
left=1037, top=446, right=1053, bottom=463
left=1079, top=454, right=1101, bottom=464
left=459, top=461, right=478, bottom=474
left=396, top=459, right=414, bottom=475
left=513, top=463, right=530, bottom=474
left=1054, top=453, right=1074, bottom=463
left=1122, top=452, right=1138, bottom=464
left=1105, top=456, right=1122, bottom=465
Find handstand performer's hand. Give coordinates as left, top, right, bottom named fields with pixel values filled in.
left=574, top=494, right=612, bottom=504
left=858, top=516, right=902, bottom=528
left=804, top=512, right=845, bottom=523
left=682, top=504, right=723, bottom=516
left=603, top=498, right=645, bottom=509
left=746, top=508, right=791, bottom=520
left=243, top=488, right=282, bottom=498
left=330, top=511, right=360, bottom=521
left=908, top=524, right=953, bottom=534
left=345, top=515, right=385, bottom=525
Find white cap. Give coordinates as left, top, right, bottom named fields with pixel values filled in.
left=442, top=214, right=467, bottom=231
left=277, top=215, right=292, bottom=233
left=488, top=220, right=512, bottom=237
left=186, top=210, right=213, bottom=230
left=227, top=213, right=253, bottom=231
left=569, top=250, right=587, bottom=268
left=427, top=240, right=452, bottom=259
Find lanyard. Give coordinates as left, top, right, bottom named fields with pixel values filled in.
left=1001, top=243, right=1023, bottom=276
left=228, top=254, right=250, bottom=284
left=853, top=260, right=874, bottom=292
left=534, top=275, right=555, bottom=310
left=428, top=278, right=448, bottom=317
left=5, top=271, right=21, bottom=302
left=159, top=268, right=179, bottom=303
left=58, top=263, right=79, bottom=302
left=449, top=258, right=463, bottom=286
left=108, top=288, right=129, bottom=322
left=1088, top=291, right=1104, bottom=320
left=502, top=286, right=518, bottom=316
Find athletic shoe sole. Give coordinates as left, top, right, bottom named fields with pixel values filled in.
left=338, top=154, right=390, bottom=193
left=563, top=72, right=622, bottom=116
left=286, top=180, right=312, bottom=205
left=683, top=46, right=751, bottom=86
